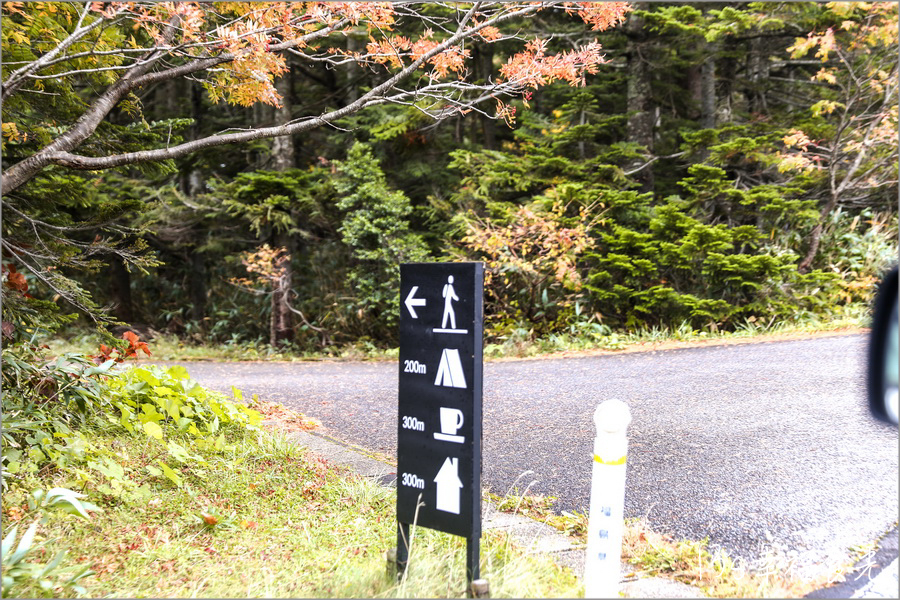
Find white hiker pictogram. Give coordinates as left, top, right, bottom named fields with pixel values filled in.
left=433, top=275, right=468, bottom=334
left=434, top=348, right=467, bottom=389
left=434, top=457, right=463, bottom=514
left=442, top=276, right=458, bottom=329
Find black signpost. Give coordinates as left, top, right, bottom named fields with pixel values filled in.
left=396, top=262, right=484, bottom=588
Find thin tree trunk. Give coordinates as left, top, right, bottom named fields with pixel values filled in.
left=345, top=35, right=363, bottom=104
left=700, top=51, right=716, bottom=130
left=179, top=82, right=208, bottom=328
left=269, top=68, right=295, bottom=346
left=747, top=37, right=768, bottom=115
left=687, top=63, right=702, bottom=121
left=578, top=107, right=586, bottom=160
left=179, top=81, right=206, bottom=195
left=798, top=194, right=839, bottom=273
left=472, top=42, right=497, bottom=150
left=688, top=41, right=716, bottom=131
left=625, top=5, right=655, bottom=191
left=271, top=70, right=295, bottom=171
left=108, top=255, right=134, bottom=323
left=251, top=102, right=268, bottom=170
left=717, top=38, right=738, bottom=126
left=269, top=233, right=294, bottom=346
left=188, top=247, right=207, bottom=327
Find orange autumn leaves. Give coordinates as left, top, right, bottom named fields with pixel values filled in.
left=231, top=244, right=290, bottom=291
left=499, top=39, right=606, bottom=90
left=92, top=331, right=152, bottom=365
left=462, top=203, right=595, bottom=322
left=365, top=31, right=471, bottom=79
left=2, top=263, right=29, bottom=295
left=363, top=2, right=630, bottom=91
left=77, top=2, right=629, bottom=109
left=778, top=2, right=898, bottom=174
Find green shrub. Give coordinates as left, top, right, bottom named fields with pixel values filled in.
left=106, top=364, right=260, bottom=439
left=333, top=142, right=430, bottom=341
left=584, top=191, right=837, bottom=330
left=2, top=333, right=260, bottom=499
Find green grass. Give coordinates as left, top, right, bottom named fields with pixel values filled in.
left=483, top=304, right=869, bottom=359
left=46, top=333, right=401, bottom=363
left=486, top=490, right=868, bottom=599
left=49, top=303, right=869, bottom=363
left=1, top=427, right=580, bottom=598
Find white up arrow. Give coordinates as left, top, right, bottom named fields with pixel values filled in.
left=404, top=286, right=426, bottom=319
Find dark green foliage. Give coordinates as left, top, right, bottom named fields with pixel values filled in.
left=216, top=169, right=330, bottom=238
left=444, top=107, right=854, bottom=335
left=1, top=170, right=158, bottom=323
left=108, top=145, right=431, bottom=347
left=333, top=143, right=430, bottom=340
left=2, top=1, right=895, bottom=352
left=584, top=191, right=833, bottom=330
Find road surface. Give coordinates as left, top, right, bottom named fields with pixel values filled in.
left=164, top=333, right=898, bottom=579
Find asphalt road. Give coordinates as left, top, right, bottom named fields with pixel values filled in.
left=165, top=333, right=898, bottom=579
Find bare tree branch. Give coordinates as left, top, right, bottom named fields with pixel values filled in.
left=1, top=1, right=103, bottom=102
left=2, top=1, right=593, bottom=194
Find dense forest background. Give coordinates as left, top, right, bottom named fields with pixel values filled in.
left=3, top=1, right=897, bottom=353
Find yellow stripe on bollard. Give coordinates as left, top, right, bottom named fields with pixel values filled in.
left=593, top=454, right=626, bottom=466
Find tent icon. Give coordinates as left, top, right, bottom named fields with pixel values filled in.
left=434, top=348, right=467, bottom=389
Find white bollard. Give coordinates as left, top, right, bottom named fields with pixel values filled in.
left=584, top=399, right=632, bottom=599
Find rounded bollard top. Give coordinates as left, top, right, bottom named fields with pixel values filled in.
left=594, top=399, right=632, bottom=434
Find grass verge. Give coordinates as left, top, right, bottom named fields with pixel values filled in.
left=1, top=426, right=580, bottom=598
left=488, top=490, right=869, bottom=598
left=483, top=304, right=870, bottom=359
left=48, top=304, right=870, bottom=363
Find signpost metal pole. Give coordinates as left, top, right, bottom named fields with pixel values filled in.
left=466, top=537, right=480, bottom=582
left=396, top=522, right=410, bottom=577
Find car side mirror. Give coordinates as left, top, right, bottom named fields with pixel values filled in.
left=868, top=265, right=899, bottom=425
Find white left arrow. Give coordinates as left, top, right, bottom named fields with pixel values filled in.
left=404, top=286, right=426, bottom=318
